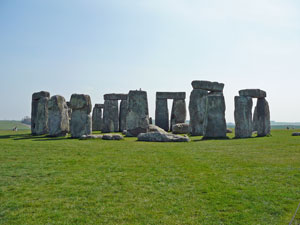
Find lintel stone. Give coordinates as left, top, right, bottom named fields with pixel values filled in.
left=104, top=93, right=128, bottom=100
left=156, top=92, right=186, bottom=100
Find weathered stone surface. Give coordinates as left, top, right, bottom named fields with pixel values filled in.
left=138, top=132, right=190, bottom=142
left=292, top=132, right=300, bottom=136
left=226, top=129, right=233, bottom=133
left=66, top=102, right=72, bottom=120
left=104, top=93, right=128, bottom=100
left=92, top=104, right=103, bottom=131
left=156, top=92, right=186, bottom=100
left=48, top=95, right=69, bottom=137
left=155, top=98, right=169, bottom=131
left=149, top=117, right=153, bottom=125
left=149, top=124, right=167, bottom=133
left=126, top=90, right=149, bottom=137
left=102, top=100, right=119, bottom=133
left=234, top=96, right=253, bottom=138
left=31, top=91, right=50, bottom=135
left=188, top=89, right=208, bottom=136
left=170, top=99, right=186, bottom=131
left=256, top=98, right=271, bottom=137
left=192, top=80, right=224, bottom=92
left=119, top=100, right=128, bottom=132
left=253, top=106, right=258, bottom=131
left=70, top=94, right=92, bottom=138
left=203, top=93, right=227, bottom=139
left=172, top=123, right=189, bottom=134
left=239, top=89, right=266, bottom=98
left=102, top=134, right=124, bottom=140
left=80, top=134, right=103, bottom=140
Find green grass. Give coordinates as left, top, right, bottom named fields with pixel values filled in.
left=0, top=130, right=300, bottom=224
left=0, top=121, right=30, bottom=130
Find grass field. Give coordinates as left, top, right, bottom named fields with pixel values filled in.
left=0, top=121, right=30, bottom=130
left=0, top=130, right=300, bottom=224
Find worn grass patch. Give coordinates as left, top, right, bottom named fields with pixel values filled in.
left=0, top=130, right=300, bottom=224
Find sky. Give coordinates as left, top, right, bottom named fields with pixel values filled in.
left=0, top=0, right=300, bottom=122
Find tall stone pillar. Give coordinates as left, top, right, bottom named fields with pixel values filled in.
left=234, top=96, right=253, bottom=138
left=256, top=98, right=271, bottom=137
left=170, top=99, right=186, bottom=131
left=119, top=99, right=128, bottom=132
left=155, top=98, right=169, bottom=131
left=92, top=104, right=104, bottom=131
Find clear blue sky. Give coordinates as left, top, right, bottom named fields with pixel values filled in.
left=1, top=0, right=300, bottom=122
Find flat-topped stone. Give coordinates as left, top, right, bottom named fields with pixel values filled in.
left=137, top=132, right=190, bottom=142
left=156, top=92, right=186, bottom=100
left=70, top=94, right=92, bottom=112
left=192, top=80, right=224, bottom=92
left=104, top=93, right=128, bottom=100
left=102, top=134, right=124, bottom=140
left=239, top=89, right=266, bottom=98
left=32, top=91, right=50, bottom=100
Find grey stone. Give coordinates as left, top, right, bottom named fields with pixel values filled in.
left=119, top=99, right=128, bottom=132
left=149, top=124, right=167, bottom=133
left=188, top=89, right=208, bottom=136
left=226, top=129, right=233, bottom=133
left=31, top=91, right=50, bottom=135
left=137, top=132, right=190, bottom=142
left=155, top=98, right=169, bottom=131
left=156, top=92, right=186, bottom=100
left=170, top=99, right=186, bottom=131
left=203, top=93, right=227, bottom=139
left=48, top=95, right=69, bottom=137
left=292, top=132, right=300, bottom=136
left=66, top=101, right=72, bottom=120
left=149, top=117, right=153, bottom=125
left=80, top=134, right=103, bottom=140
left=102, top=100, right=119, bottom=133
left=92, top=104, right=103, bottom=131
left=102, top=134, right=124, bottom=140
left=172, top=123, right=189, bottom=134
left=126, top=90, right=149, bottom=137
left=70, top=94, right=92, bottom=138
left=192, top=80, right=224, bottom=92
left=253, top=106, right=258, bottom=131
left=256, top=98, right=271, bottom=137
left=234, top=96, right=253, bottom=138
left=239, top=89, right=266, bottom=98
left=104, top=93, right=128, bottom=101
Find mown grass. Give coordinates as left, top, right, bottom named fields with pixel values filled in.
left=0, top=121, right=30, bottom=130
left=0, top=130, right=300, bottom=224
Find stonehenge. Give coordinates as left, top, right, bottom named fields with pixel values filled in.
left=31, top=91, right=50, bottom=135
left=155, top=92, right=186, bottom=131
left=48, top=95, right=70, bottom=137
left=234, top=89, right=270, bottom=138
left=69, top=94, right=92, bottom=138
left=92, top=104, right=104, bottom=131
left=102, top=93, right=128, bottom=133
left=189, top=80, right=227, bottom=139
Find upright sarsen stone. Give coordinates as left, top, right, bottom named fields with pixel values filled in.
left=203, top=93, right=227, bottom=139
left=253, top=106, right=258, bottom=132
left=48, top=95, right=69, bottom=137
left=170, top=99, right=186, bottom=131
left=126, top=90, right=149, bottom=137
left=234, top=96, right=253, bottom=138
left=70, top=94, right=92, bottom=138
left=155, top=98, right=169, bottom=131
left=102, top=100, right=119, bottom=133
left=188, top=89, right=207, bottom=136
left=92, top=104, right=103, bottom=131
left=31, top=91, right=50, bottom=135
left=119, top=99, right=128, bottom=132
left=256, top=98, right=271, bottom=137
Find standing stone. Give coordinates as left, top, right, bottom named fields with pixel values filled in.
left=31, top=91, right=50, bottom=135
left=92, top=104, right=103, bottom=131
left=102, top=100, right=119, bottom=133
left=155, top=98, right=169, bottom=131
left=234, top=96, right=253, bottom=138
left=66, top=101, right=72, bottom=121
left=70, top=94, right=92, bottom=138
left=149, top=117, right=153, bottom=125
left=188, top=89, right=207, bottom=136
left=203, top=93, right=227, bottom=139
left=48, top=95, right=69, bottom=137
left=170, top=99, right=186, bottom=131
left=256, top=98, right=271, bottom=137
left=126, top=90, right=149, bottom=137
left=119, top=99, right=128, bottom=132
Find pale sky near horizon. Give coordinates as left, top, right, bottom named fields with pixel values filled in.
left=1, top=0, right=300, bottom=122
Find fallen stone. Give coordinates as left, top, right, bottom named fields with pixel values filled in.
left=234, top=96, right=253, bottom=138
left=170, top=99, right=186, bottom=131
left=104, top=93, right=128, bottom=101
left=292, top=132, right=300, bottom=136
left=80, top=134, right=103, bottom=140
left=126, top=90, right=150, bottom=137
left=155, top=98, right=169, bottom=131
left=31, top=91, right=50, bottom=135
left=137, top=132, right=190, bottom=142
left=156, top=92, right=186, bottom=100
left=239, top=89, right=266, bottom=98
left=149, top=124, right=167, bottom=133
left=48, top=95, right=69, bottom=137
left=102, top=134, right=124, bottom=140
left=191, top=80, right=224, bottom=92
left=188, top=89, right=208, bottom=136
left=226, top=129, right=233, bottom=133
left=172, top=123, right=189, bottom=134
